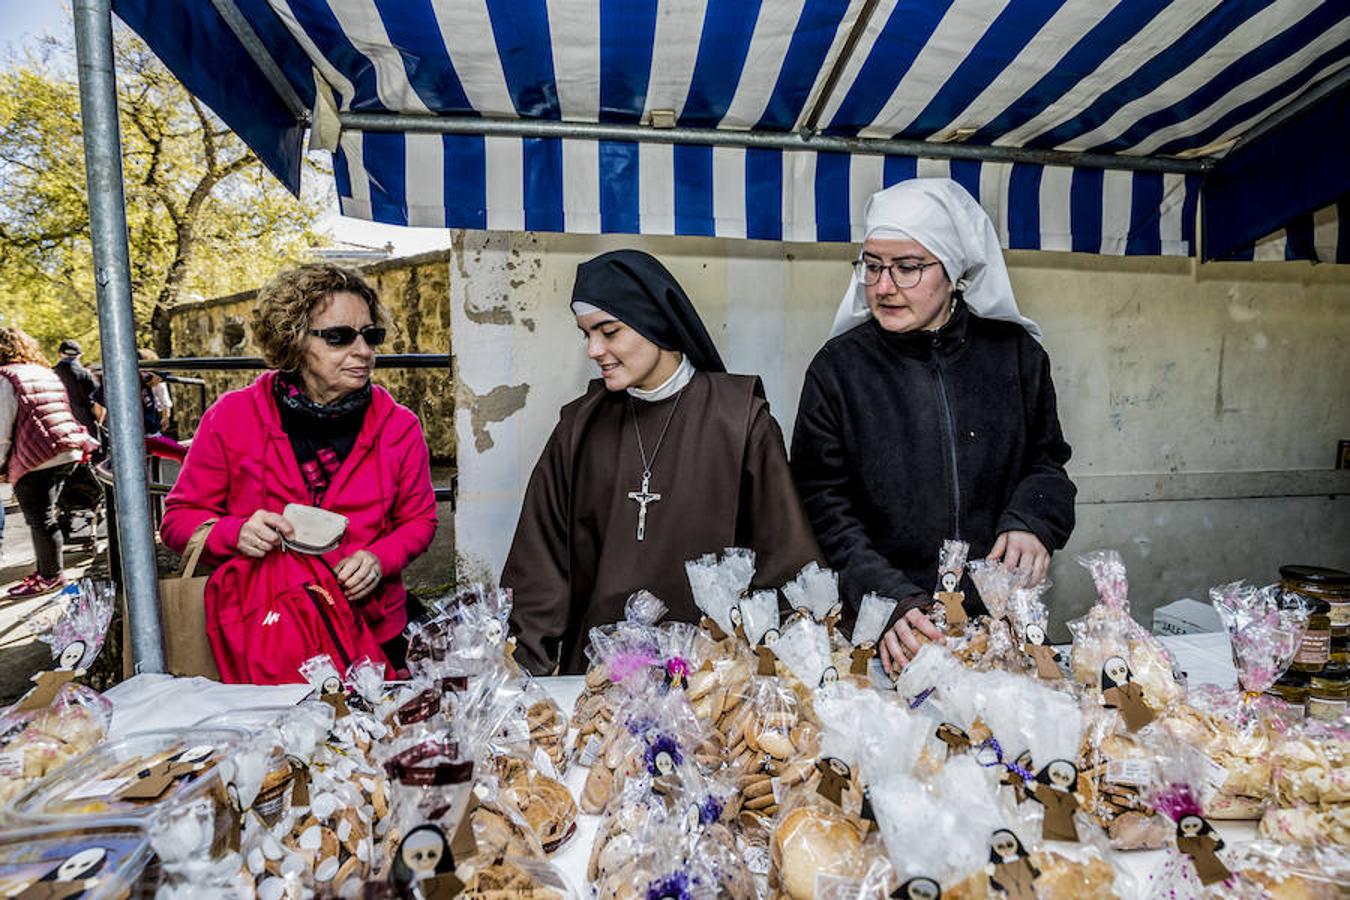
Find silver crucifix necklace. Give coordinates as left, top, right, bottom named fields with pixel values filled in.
left=627, top=391, right=683, bottom=542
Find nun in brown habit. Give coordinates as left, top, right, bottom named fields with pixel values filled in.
left=503, top=250, right=823, bottom=675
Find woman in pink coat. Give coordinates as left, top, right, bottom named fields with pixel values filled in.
left=161, top=264, right=437, bottom=676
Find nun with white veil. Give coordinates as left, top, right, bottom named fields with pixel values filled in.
left=790, top=178, right=1076, bottom=675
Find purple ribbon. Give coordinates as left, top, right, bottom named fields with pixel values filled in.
left=977, top=736, right=1034, bottom=786
left=908, top=686, right=935, bottom=709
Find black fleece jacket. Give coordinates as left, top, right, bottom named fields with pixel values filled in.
left=790, top=298, right=1075, bottom=619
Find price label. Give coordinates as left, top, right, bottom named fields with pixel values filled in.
left=501, top=715, right=531, bottom=745
left=64, top=776, right=130, bottom=801
left=1105, top=759, right=1152, bottom=786
left=0, top=750, right=23, bottom=778
left=578, top=735, right=603, bottom=768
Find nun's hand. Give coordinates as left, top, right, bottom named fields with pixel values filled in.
left=880, top=606, right=944, bottom=676
left=988, top=530, right=1050, bottom=585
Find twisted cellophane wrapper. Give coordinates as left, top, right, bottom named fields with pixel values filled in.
left=40, top=577, right=115, bottom=670
left=687, top=549, right=756, bottom=639
left=1209, top=581, right=1307, bottom=696
left=738, top=589, right=780, bottom=648
left=851, top=592, right=897, bottom=649
left=781, top=562, right=841, bottom=623
left=1258, top=714, right=1350, bottom=849
left=1068, top=550, right=1184, bottom=711
left=771, top=616, right=835, bottom=695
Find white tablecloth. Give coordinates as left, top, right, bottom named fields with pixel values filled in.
left=103, top=634, right=1247, bottom=896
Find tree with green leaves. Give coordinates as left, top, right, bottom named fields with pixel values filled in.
left=0, top=27, right=325, bottom=359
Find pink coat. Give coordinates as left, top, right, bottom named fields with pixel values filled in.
left=161, top=371, right=438, bottom=643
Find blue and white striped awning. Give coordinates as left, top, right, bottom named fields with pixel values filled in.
left=113, top=0, right=1350, bottom=262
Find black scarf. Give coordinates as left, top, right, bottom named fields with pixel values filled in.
left=570, top=250, right=726, bottom=373
left=272, top=372, right=371, bottom=503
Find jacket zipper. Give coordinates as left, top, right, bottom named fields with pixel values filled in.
left=307, top=585, right=354, bottom=670
left=931, top=341, right=962, bottom=540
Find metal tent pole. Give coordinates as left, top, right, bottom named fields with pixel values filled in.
left=73, top=0, right=164, bottom=673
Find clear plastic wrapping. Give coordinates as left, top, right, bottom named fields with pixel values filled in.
left=40, top=578, right=116, bottom=673
left=1209, top=581, right=1308, bottom=696
left=770, top=616, right=836, bottom=692
left=1068, top=550, right=1183, bottom=718
left=781, top=562, right=842, bottom=624
left=0, top=683, right=112, bottom=808
left=849, top=593, right=897, bottom=676
left=686, top=549, right=756, bottom=640
left=931, top=539, right=971, bottom=631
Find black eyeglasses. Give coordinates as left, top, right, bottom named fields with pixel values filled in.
left=853, top=258, right=941, bottom=288
left=308, top=325, right=387, bottom=347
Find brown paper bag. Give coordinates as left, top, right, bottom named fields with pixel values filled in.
left=124, top=521, right=221, bottom=679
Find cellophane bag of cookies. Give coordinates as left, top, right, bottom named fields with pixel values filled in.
left=771, top=615, right=836, bottom=696
left=964, top=561, right=1023, bottom=669
left=1258, top=715, right=1349, bottom=848
left=686, top=549, right=756, bottom=641
left=376, top=735, right=476, bottom=895
left=870, top=755, right=1004, bottom=897
left=39, top=577, right=115, bottom=671
left=1210, top=581, right=1308, bottom=702
left=1218, top=840, right=1350, bottom=898
left=0, top=682, right=111, bottom=807
left=1141, top=736, right=1255, bottom=895
left=928, top=538, right=970, bottom=633
left=1068, top=550, right=1184, bottom=712
left=1076, top=704, right=1174, bottom=848
left=781, top=562, right=842, bottom=624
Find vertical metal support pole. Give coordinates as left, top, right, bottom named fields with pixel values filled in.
left=73, top=0, right=164, bottom=673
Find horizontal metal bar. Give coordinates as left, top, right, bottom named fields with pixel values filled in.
left=1073, top=469, right=1350, bottom=505
left=135, top=354, right=451, bottom=372
left=339, top=112, right=1210, bottom=175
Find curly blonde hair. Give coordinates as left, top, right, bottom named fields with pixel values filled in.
left=251, top=264, right=390, bottom=371
left=0, top=327, right=51, bottom=366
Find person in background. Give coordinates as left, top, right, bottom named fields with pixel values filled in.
left=0, top=328, right=100, bottom=596
left=792, top=179, right=1076, bottom=675
left=161, top=264, right=438, bottom=670
left=91, top=348, right=164, bottom=438
left=52, top=340, right=101, bottom=436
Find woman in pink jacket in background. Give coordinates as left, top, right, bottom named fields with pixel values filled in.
left=161, top=264, right=437, bottom=677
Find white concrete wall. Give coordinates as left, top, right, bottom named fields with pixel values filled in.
left=452, top=231, right=1350, bottom=634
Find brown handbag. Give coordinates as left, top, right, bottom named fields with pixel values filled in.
left=124, top=521, right=221, bottom=679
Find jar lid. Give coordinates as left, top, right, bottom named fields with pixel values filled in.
left=1279, top=565, right=1350, bottom=588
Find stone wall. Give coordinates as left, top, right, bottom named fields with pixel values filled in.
left=167, top=251, right=455, bottom=462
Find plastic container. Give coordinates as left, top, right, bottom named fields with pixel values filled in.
left=0, top=819, right=154, bottom=898
left=7, top=728, right=245, bottom=823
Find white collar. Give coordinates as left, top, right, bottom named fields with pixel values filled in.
left=628, top=356, right=695, bottom=402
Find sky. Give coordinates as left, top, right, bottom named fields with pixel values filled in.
left=0, top=1, right=450, bottom=258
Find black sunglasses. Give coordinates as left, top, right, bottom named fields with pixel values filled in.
left=308, top=325, right=387, bottom=347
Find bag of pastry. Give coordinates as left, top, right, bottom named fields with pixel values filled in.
left=929, top=538, right=971, bottom=633
left=846, top=592, right=897, bottom=680
left=963, top=561, right=1023, bottom=669
left=0, top=682, right=111, bottom=807
left=1076, top=703, right=1174, bottom=849
left=377, top=734, right=477, bottom=896
left=1009, top=579, right=1063, bottom=681
left=594, top=804, right=755, bottom=900
left=771, top=615, right=838, bottom=701
left=150, top=793, right=262, bottom=898
left=1218, top=840, right=1350, bottom=897
left=1014, top=682, right=1088, bottom=845
left=1210, top=580, right=1308, bottom=715
left=1259, top=714, right=1349, bottom=848
left=1068, top=550, right=1184, bottom=726
left=38, top=576, right=115, bottom=673
left=738, top=589, right=782, bottom=677
left=870, top=755, right=1005, bottom=897
left=1142, top=738, right=1245, bottom=893
left=782, top=562, right=844, bottom=638
left=578, top=688, right=713, bottom=816
left=686, top=548, right=756, bottom=643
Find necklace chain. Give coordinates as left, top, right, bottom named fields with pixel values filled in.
left=630, top=391, right=683, bottom=478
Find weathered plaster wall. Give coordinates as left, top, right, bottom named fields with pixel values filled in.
left=451, top=231, right=1350, bottom=635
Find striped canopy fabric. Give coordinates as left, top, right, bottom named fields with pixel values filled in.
left=112, top=0, right=1350, bottom=262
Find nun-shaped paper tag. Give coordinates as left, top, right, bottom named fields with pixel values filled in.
left=933, top=539, right=970, bottom=629
left=850, top=592, right=898, bottom=675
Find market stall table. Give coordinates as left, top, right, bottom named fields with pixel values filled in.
left=96, top=631, right=1250, bottom=896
